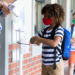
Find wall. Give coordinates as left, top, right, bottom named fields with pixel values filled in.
left=60, top=0, right=67, bottom=28
left=73, top=0, right=75, bottom=12
left=8, top=44, right=42, bottom=75
left=7, top=0, right=42, bottom=75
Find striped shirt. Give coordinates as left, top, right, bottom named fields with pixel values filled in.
left=38, top=26, right=64, bottom=65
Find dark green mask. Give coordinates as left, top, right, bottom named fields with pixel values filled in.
left=72, top=19, right=75, bottom=24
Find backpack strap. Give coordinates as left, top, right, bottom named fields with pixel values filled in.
left=42, top=25, right=60, bottom=69
left=71, top=25, right=74, bottom=37
left=53, top=47, right=57, bottom=69
left=50, top=25, right=59, bottom=69
left=42, top=26, right=50, bottom=38
left=42, top=25, right=59, bottom=39
left=50, top=25, right=59, bottom=39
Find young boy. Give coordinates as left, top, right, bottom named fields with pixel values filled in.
left=68, top=12, right=75, bottom=75
left=30, top=4, right=65, bottom=75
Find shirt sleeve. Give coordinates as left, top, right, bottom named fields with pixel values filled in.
left=54, top=27, right=64, bottom=39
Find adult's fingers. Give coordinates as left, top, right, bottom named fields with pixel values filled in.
left=2, top=4, right=10, bottom=15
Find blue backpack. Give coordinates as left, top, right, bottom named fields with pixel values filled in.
left=62, top=28, right=71, bottom=60
left=42, top=25, right=71, bottom=60
left=42, top=25, right=71, bottom=69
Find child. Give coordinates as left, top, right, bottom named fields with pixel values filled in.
left=68, top=12, right=75, bottom=75
left=30, top=4, right=65, bottom=75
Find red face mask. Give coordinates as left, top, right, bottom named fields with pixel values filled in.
left=42, top=17, right=52, bottom=25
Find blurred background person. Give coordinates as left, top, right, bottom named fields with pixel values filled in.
left=68, top=12, right=75, bottom=75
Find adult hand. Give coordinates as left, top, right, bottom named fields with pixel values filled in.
left=2, top=3, right=10, bottom=16
left=0, top=2, right=3, bottom=9
left=0, top=2, right=10, bottom=16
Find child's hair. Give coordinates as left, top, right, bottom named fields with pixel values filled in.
left=41, top=4, right=65, bottom=26
left=72, top=12, right=75, bottom=16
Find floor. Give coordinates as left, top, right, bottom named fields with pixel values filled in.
left=64, top=61, right=75, bottom=75
left=64, top=61, right=68, bottom=75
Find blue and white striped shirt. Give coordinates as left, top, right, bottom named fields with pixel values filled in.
left=38, top=26, right=64, bottom=65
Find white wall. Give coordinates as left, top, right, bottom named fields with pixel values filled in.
left=73, top=0, right=75, bottom=12
left=51, top=0, right=57, bottom=4
left=8, top=0, right=33, bottom=44
left=22, top=0, right=33, bottom=41
left=65, top=0, right=71, bottom=29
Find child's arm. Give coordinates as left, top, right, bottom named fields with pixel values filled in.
left=30, top=27, right=63, bottom=47
left=71, top=38, right=75, bottom=44
left=30, top=36, right=61, bottom=47
left=39, top=36, right=61, bottom=47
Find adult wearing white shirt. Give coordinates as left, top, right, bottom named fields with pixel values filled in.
left=68, top=12, right=75, bottom=75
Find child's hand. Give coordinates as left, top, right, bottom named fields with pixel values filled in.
left=30, top=36, right=41, bottom=45
left=30, top=36, right=37, bottom=44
